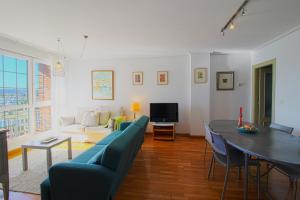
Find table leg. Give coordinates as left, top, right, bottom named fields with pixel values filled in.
left=244, top=153, right=249, bottom=200
left=22, top=147, right=28, bottom=171
left=68, top=138, right=72, bottom=160
left=46, top=149, right=52, bottom=170
left=2, top=182, right=9, bottom=200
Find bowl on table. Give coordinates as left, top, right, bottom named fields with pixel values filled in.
left=237, top=124, right=258, bottom=134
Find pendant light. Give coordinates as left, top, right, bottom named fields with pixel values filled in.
left=54, top=38, right=65, bottom=76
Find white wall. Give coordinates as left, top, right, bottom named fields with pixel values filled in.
left=65, top=55, right=191, bottom=133
left=189, top=53, right=210, bottom=136
left=252, top=28, right=300, bottom=136
left=210, top=53, right=251, bottom=121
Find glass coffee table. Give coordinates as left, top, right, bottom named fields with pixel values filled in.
left=21, top=136, right=72, bottom=171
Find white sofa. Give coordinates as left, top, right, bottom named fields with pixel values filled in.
left=59, top=109, right=114, bottom=143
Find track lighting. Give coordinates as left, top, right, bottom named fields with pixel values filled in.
left=220, top=0, right=250, bottom=36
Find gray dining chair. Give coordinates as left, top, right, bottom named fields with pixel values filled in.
left=208, top=130, right=261, bottom=200
left=269, top=123, right=298, bottom=199
left=204, top=124, right=213, bottom=161
left=270, top=122, right=294, bottom=134
left=266, top=123, right=298, bottom=199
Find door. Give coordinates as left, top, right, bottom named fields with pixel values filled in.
left=254, top=65, right=273, bottom=126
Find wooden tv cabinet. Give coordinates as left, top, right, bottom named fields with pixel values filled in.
left=152, top=123, right=175, bottom=141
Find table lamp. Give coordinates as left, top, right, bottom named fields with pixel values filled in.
left=131, top=102, right=141, bottom=119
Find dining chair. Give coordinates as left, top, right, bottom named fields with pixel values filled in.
left=270, top=122, right=294, bottom=134
left=267, top=123, right=298, bottom=199
left=204, top=124, right=213, bottom=161
left=208, top=130, right=261, bottom=200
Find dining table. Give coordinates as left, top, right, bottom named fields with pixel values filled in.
left=209, top=120, right=300, bottom=200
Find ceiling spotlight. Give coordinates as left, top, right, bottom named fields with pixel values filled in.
left=241, top=8, right=247, bottom=16
left=229, top=23, right=235, bottom=30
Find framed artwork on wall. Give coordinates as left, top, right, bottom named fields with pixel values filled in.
left=194, top=68, right=207, bottom=84
left=216, top=71, right=234, bottom=90
left=132, top=72, right=143, bottom=85
left=91, top=70, right=114, bottom=100
left=157, top=71, right=168, bottom=85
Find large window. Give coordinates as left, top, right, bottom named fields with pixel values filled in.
left=0, top=55, right=29, bottom=138
left=0, top=53, right=52, bottom=138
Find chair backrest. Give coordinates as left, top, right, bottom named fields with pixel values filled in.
left=209, top=130, right=227, bottom=156
left=270, top=123, right=294, bottom=134
left=204, top=124, right=212, bottom=146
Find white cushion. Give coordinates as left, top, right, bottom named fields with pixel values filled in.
left=81, top=111, right=99, bottom=127
left=85, top=126, right=112, bottom=134
left=75, top=109, right=90, bottom=124
left=61, top=124, right=85, bottom=134
left=60, top=116, right=75, bottom=127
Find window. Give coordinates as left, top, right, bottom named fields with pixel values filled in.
left=34, top=63, right=52, bottom=132
left=35, top=106, right=51, bottom=132
left=0, top=55, right=29, bottom=138
left=35, top=63, right=51, bottom=102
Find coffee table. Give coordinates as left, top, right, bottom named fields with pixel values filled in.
left=21, top=136, right=72, bottom=171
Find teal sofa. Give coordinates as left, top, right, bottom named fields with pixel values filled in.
left=41, top=116, right=149, bottom=200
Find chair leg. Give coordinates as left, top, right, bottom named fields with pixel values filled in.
left=221, top=165, right=230, bottom=200
left=208, top=155, right=214, bottom=180
left=237, top=167, right=241, bottom=180
left=204, top=140, right=208, bottom=161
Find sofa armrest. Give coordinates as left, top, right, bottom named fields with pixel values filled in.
left=120, top=122, right=132, bottom=131
left=48, top=162, right=115, bottom=200
left=59, top=116, right=75, bottom=127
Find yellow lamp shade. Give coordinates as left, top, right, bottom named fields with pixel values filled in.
left=131, top=102, right=141, bottom=112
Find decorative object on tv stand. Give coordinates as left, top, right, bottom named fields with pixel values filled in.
left=194, top=68, right=208, bottom=84
left=92, top=70, right=114, bottom=100
left=131, top=102, right=141, bottom=119
left=157, top=71, right=168, bottom=85
left=132, top=72, right=143, bottom=85
left=216, top=71, right=234, bottom=90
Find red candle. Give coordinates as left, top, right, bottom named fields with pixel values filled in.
left=240, top=107, right=243, bottom=116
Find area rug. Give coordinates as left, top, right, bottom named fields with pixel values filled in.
left=0, top=148, right=84, bottom=194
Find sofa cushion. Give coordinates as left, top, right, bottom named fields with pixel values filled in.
left=96, top=131, right=122, bottom=145
left=41, top=178, right=51, bottom=200
left=60, top=116, right=75, bottom=126
left=60, top=124, right=85, bottom=134
left=134, top=116, right=149, bottom=129
left=81, top=111, right=99, bottom=127
left=87, top=146, right=107, bottom=165
left=101, top=125, right=140, bottom=171
left=99, top=112, right=111, bottom=125
left=75, top=109, right=90, bottom=124
left=71, top=145, right=106, bottom=164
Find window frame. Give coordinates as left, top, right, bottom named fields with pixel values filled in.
left=0, top=50, right=53, bottom=136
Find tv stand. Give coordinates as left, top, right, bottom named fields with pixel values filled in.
left=152, top=123, right=175, bottom=141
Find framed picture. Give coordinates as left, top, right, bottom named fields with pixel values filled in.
left=216, top=71, right=234, bottom=90
left=132, top=72, right=143, bottom=85
left=91, top=70, right=114, bottom=100
left=194, top=68, right=207, bottom=84
left=157, top=71, right=168, bottom=85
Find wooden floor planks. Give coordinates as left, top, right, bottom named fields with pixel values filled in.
left=1, top=134, right=297, bottom=200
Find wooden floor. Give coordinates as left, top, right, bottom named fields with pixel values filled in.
left=1, top=134, right=297, bottom=200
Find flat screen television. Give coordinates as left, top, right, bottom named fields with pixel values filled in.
left=150, top=103, right=178, bottom=122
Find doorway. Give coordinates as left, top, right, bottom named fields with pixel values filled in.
left=252, top=59, right=276, bottom=126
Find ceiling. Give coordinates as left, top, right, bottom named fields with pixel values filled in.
left=0, top=0, right=299, bottom=59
